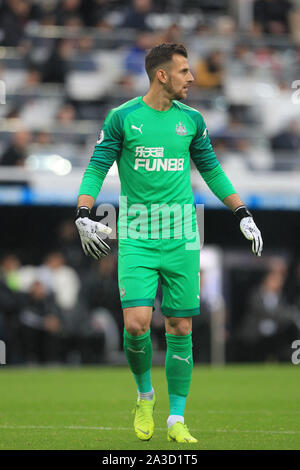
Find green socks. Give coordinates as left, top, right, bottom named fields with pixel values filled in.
left=123, top=328, right=193, bottom=420
left=165, top=332, right=193, bottom=419
left=123, top=328, right=153, bottom=394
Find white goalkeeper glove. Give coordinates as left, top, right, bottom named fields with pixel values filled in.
left=234, top=206, right=263, bottom=257
left=75, top=206, right=112, bottom=260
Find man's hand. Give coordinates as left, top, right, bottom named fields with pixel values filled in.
left=75, top=206, right=112, bottom=260
left=234, top=206, right=263, bottom=257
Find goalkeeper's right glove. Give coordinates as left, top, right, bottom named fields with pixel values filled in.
left=75, top=206, right=112, bottom=260
left=234, top=205, right=263, bottom=257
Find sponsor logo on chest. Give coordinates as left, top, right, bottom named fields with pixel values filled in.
left=134, top=146, right=184, bottom=172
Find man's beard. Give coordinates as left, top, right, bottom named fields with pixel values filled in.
left=164, top=80, right=184, bottom=101
left=173, top=91, right=185, bottom=100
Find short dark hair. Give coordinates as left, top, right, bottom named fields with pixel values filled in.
left=145, top=43, right=188, bottom=82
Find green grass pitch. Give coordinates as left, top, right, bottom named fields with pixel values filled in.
left=0, top=364, right=299, bottom=450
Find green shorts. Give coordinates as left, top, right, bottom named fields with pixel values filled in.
left=118, top=237, right=200, bottom=317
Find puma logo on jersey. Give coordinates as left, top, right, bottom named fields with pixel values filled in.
left=172, top=354, right=191, bottom=365
left=131, top=124, right=143, bottom=134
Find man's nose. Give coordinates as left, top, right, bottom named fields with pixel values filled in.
left=188, top=72, right=194, bottom=83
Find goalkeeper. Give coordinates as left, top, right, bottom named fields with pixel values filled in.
left=75, top=43, right=263, bottom=444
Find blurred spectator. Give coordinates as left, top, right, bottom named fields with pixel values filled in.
left=38, top=252, right=81, bottom=311
left=62, top=254, right=122, bottom=361
left=56, top=219, right=86, bottom=270
left=215, top=15, right=236, bottom=36
left=252, top=46, right=282, bottom=77
left=33, top=131, right=53, bottom=146
left=290, top=8, right=300, bottom=45
left=87, top=306, right=120, bottom=360
left=253, top=0, right=293, bottom=35
left=192, top=270, right=211, bottom=363
left=0, top=0, right=41, bottom=47
left=230, top=44, right=254, bottom=76
left=237, top=262, right=300, bottom=362
left=24, top=67, right=43, bottom=89
left=42, top=39, right=74, bottom=84
left=81, top=254, right=122, bottom=341
left=124, top=32, right=154, bottom=75
left=122, top=0, right=153, bottom=30
left=63, top=15, right=84, bottom=29
left=255, top=81, right=300, bottom=136
left=271, top=119, right=300, bottom=151
left=0, top=130, right=31, bottom=166
left=19, top=280, right=63, bottom=363
left=0, top=254, right=23, bottom=362
left=120, top=31, right=154, bottom=92
left=194, top=50, right=224, bottom=89
left=71, top=36, right=98, bottom=71
left=285, top=259, right=300, bottom=311
left=57, top=103, right=77, bottom=124
left=54, top=0, right=82, bottom=26
left=156, top=23, right=183, bottom=45
left=80, top=0, right=111, bottom=27
left=0, top=254, right=21, bottom=291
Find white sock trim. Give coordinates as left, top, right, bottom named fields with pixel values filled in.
left=167, top=415, right=184, bottom=428
left=138, top=388, right=154, bottom=401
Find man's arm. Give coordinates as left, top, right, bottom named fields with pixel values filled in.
left=77, top=108, right=123, bottom=205
left=222, top=193, right=244, bottom=211
left=75, top=109, right=123, bottom=259
left=189, top=112, right=263, bottom=256
left=77, top=194, right=94, bottom=210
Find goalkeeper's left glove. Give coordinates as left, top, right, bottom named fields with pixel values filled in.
left=234, top=206, right=263, bottom=257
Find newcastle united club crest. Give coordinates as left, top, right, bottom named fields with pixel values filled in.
left=176, top=122, right=187, bottom=136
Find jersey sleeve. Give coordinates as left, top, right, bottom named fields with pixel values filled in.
left=189, top=112, right=219, bottom=172
left=190, top=111, right=236, bottom=201
left=78, top=109, right=123, bottom=199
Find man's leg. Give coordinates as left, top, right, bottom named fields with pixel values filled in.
left=165, top=316, right=197, bottom=443
left=123, top=306, right=156, bottom=440
left=123, top=306, right=153, bottom=397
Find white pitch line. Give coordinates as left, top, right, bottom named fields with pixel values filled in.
left=3, top=409, right=300, bottom=416
left=0, top=425, right=299, bottom=435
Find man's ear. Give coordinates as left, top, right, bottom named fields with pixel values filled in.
left=156, top=68, right=168, bottom=84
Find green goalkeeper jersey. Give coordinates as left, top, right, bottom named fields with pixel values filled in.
left=78, top=96, right=236, bottom=240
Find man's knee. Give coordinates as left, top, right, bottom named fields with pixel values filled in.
left=123, top=307, right=152, bottom=336
left=165, top=317, right=192, bottom=336
left=125, top=320, right=149, bottom=336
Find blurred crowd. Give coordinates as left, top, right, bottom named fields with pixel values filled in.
left=0, top=0, right=300, bottom=171
left=233, top=258, right=300, bottom=362
left=0, top=217, right=219, bottom=365
left=0, top=219, right=123, bottom=364
left=1, top=216, right=300, bottom=364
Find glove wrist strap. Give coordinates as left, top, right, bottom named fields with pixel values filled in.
left=75, top=206, right=90, bottom=220
left=234, top=205, right=252, bottom=221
